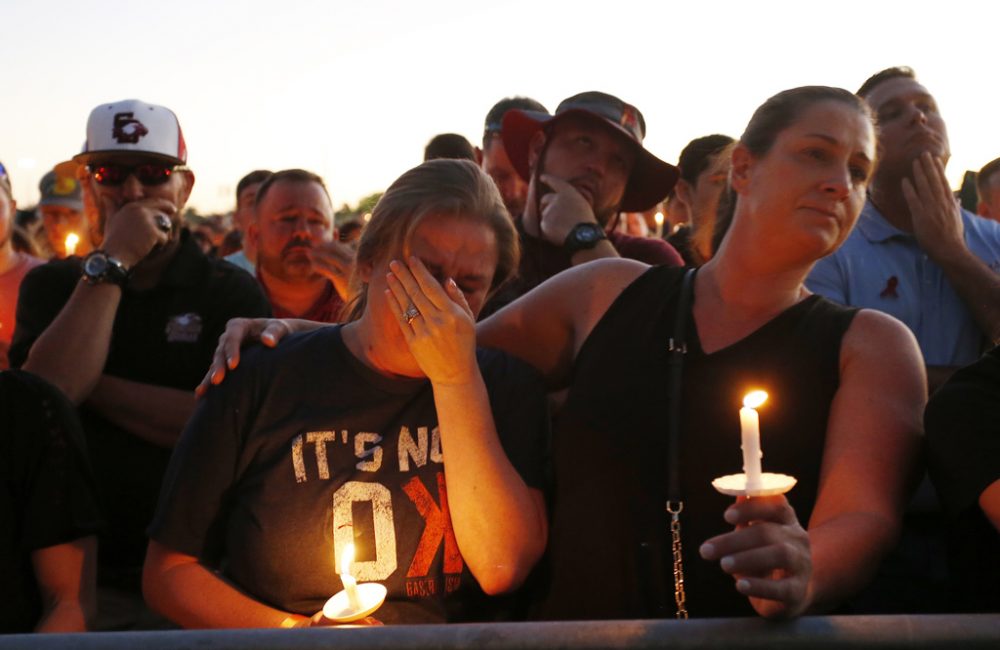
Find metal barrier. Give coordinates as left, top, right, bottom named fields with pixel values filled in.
left=2, top=615, right=999, bottom=649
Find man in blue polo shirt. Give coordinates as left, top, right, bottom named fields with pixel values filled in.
left=807, top=67, right=1000, bottom=392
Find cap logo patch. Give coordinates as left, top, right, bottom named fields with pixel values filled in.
left=54, top=177, right=78, bottom=195
left=165, top=312, right=202, bottom=343
left=112, top=112, right=149, bottom=144
left=620, top=104, right=639, bottom=133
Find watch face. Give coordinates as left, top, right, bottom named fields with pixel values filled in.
left=84, top=254, right=109, bottom=277
left=577, top=226, right=600, bottom=242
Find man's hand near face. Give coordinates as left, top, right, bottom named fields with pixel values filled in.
left=99, top=197, right=176, bottom=269
left=536, top=174, right=599, bottom=245
left=306, top=239, right=355, bottom=301
left=533, top=174, right=620, bottom=265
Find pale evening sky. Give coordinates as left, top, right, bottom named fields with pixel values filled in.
left=1, top=0, right=996, bottom=214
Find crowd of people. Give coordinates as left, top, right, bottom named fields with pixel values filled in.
left=1, top=65, right=999, bottom=634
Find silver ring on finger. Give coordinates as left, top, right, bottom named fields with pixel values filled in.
left=155, top=214, right=172, bottom=233
left=403, top=303, right=421, bottom=325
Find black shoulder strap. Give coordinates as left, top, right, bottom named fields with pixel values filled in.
left=666, top=268, right=696, bottom=501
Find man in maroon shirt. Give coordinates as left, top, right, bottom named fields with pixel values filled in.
left=482, top=92, right=683, bottom=316
left=250, top=169, right=346, bottom=322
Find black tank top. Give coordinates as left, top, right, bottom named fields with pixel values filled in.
left=537, top=265, right=858, bottom=619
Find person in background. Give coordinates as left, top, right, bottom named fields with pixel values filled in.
left=477, top=97, right=549, bottom=218
left=250, top=169, right=346, bottom=322
left=424, top=133, right=477, bottom=162
left=1, top=369, right=101, bottom=633
left=925, top=345, right=1000, bottom=612
left=975, top=157, right=1000, bottom=223
left=481, top=91, right=684, bottom=316
left=224, top=170, right=272, bottom=274
left=338, top=219, right=364, bottom=247
left=10, top=98, right=271, bottom=630
left=0, top=161, right=43, bottom=368
left=807, top=67, right=1000, bottom=392
left=37, top=167, right=93, bottom=259
left=668, top=134, right=735, bottom=266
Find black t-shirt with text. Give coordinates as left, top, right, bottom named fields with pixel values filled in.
left=149, top=325, right=548, bottom=624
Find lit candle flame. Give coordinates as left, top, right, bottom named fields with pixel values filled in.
left=743, top=390, right=768, bottom=409
left=64, top=233, right=80, bottom=256
left=654, top=212, right=664, bottom=226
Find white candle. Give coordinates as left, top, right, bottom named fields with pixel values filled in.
left=339, top=542, right=362, bottom=611
left=64, top=233, right=80, bottom=256
left=740, top=391, right=767, bottom=490
left=654, top=212, right=664, bottom=238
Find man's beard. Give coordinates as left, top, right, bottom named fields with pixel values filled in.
left=260, top=249, right=318, bottom=283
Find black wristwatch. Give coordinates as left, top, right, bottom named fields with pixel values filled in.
left=563, top=222, right=608, bottom=255
left=82, top=251, right=130, bottom=287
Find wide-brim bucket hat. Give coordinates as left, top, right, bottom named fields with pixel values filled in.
left=501, top=91, right=678, bottom=212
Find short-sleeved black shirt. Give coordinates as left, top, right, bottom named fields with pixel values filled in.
left=926, top=345, right=1000, bottom=612
left=0, top=370, right=102, bottom=633
left=9, top=231, right=272, bottom=576
left=149, top=325, right=549, bottom=624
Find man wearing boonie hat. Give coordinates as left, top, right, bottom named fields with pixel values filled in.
left=9, top=99, right=270, bottom=629
left=481, top=91, right=684, bottom=316
left=36, top=166, right=93, bottom=258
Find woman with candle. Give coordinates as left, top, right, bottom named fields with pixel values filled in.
left=142, top=160, right=549, bottom=627
left=478, top=85, right=925, bottom=619
left=203, top=86, right=926, bottom=620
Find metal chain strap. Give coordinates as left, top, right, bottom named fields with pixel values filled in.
left=666, top=500, right=688, bottom=619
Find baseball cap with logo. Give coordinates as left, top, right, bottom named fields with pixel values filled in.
left=38, top=170, right=83, bottom=210
left=501, top=91, right=679, bottom=212
left=73, top=99, right=187, bottom=166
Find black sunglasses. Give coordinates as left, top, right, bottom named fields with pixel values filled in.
left=88, top=162, right=180, bottom=187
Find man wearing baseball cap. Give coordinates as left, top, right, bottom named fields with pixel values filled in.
left=37, top=165, right=93, bottom=259
left=477, top=96, right=549, bottom=218
left=481, top=91, right=683, bottom=316
left=10, top=99, right=270, bottom=629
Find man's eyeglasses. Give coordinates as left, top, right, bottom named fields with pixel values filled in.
left=88, top=163, right=183, bottom=187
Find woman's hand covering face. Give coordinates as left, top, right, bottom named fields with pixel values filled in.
left=385, top=256, right=479, bottom=386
